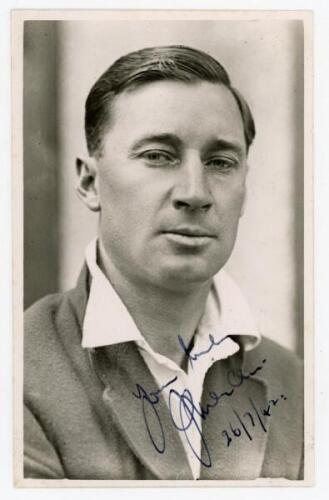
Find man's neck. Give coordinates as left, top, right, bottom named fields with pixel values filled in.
left=98, top=243, right=212, bottom=369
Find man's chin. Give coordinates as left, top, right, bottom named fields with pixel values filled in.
left=156, top=258, right=223, bottom=290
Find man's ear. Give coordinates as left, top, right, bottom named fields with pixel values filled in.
left=76, top=156, right=100, bottom=212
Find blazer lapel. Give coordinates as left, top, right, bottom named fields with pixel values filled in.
left=68, top=265, right=192, bottom=479
left=90, top=342, right=193, bottom=480
left=200, top=351, right=269, bottom=479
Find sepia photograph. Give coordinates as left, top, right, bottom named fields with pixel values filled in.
left=12, top=9, right=313, bottom=487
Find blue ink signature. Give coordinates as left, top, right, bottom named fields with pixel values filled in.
left=221, top=394, right=288, bottom=447
left=132, top=357, right=267, bottom=467
left=132, top=376, right=178, bottom=454
left=178, top=333, right=232, bottom=369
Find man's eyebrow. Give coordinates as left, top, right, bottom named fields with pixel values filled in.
left=129, top=134, right=182, bottom=153
left=204, top=139, right=246, bottom=158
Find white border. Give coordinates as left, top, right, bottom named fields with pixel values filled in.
left=1, top=0, right=327, bottom=499
left=12, top=7, right=313, bottom=489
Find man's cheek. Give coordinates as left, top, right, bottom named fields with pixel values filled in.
left=217, top=191, right=245, bottom=219
left=229, top=187, right=247, bottom=216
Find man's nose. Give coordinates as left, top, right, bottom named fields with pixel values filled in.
left=172, top=155, right=213, bottom=211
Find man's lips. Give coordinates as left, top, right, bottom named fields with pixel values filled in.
left=161, top=229, right=216, bottom=249
left=162, top=227, right=217, bottom=238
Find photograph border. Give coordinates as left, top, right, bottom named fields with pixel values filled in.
left=12, top=8, right=314, bottom=488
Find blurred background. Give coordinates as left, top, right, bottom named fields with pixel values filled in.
left=24, top=19, right=304, bottom=355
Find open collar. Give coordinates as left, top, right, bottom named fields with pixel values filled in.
left=82, top=238, right=261, bottom=352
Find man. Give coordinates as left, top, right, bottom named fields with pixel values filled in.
left=24, top=45, right=303, bottom=480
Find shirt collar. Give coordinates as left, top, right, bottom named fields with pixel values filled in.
left=82, top=238, right=261, bottom=351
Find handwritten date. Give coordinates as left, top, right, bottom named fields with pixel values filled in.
left=221, top=394, right=288, bottom=447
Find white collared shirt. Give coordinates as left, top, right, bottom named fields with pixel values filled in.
left=82, top=238, right=260, bottom=479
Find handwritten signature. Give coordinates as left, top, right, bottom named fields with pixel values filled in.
left=132, top=355, right=270, bottom=467
left=178, top=333, right=232, bottom=369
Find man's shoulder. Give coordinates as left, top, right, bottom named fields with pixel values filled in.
left=25, top=290, right=73, bottom=338
left=25, top=291, right=72, bottom=361
left=25, top=292, right=64, bottom=329
left=252, top=335, right=303, bottom=368
left=24, top=280, right=91, bottom=403
left=25, top=265, right=89, bottom=346
left=244, top=335, right=303, bottom=393
left=24, top=283, right=87, bottom=367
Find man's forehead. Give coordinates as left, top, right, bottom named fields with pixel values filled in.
left=112, top=79, right=241, bottom=115
left=105, top=80, right=246, bottom=149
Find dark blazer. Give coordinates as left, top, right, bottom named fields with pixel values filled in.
left=24, top=266, right=304, bottom=480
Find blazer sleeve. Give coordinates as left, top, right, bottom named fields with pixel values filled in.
left=24, top=405, right=66, bottom=479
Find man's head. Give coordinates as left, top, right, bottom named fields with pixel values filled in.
left=77, top=45, right=256, bottom=292
left=84, top=45, right=255, bottom=158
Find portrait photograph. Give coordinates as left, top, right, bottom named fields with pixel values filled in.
left=11, top=9, right=313, bottom=488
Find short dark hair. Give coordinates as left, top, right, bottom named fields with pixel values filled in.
left=85, top=45, right=256, bottom=157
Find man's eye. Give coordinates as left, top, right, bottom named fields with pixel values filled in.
left=140, top=150, right=176, bottom=166
left=204, top=157, right=239, bottom=172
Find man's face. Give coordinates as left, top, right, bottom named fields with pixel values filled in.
left=94, top=80, right=248, bottom=291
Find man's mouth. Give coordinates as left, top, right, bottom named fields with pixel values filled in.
left=163, top=226, right=217, bottom=238
left=162, top=227, right=217, bottom=248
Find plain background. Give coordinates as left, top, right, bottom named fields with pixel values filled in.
left=1, top=1, right=328, bottom=500
left=24, top=19, right=303, bottom=354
